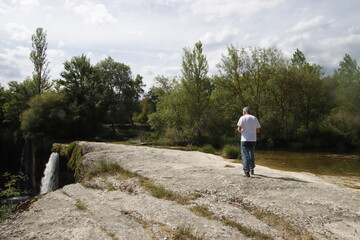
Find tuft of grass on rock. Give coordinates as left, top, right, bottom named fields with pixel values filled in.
left=189, top=205, right=215, bottom=219
left=142, top=181, right=190, bottom=205
left=173, top=226, right=204, bottom=240
left=75, top=199, right=87, bottom=211
left=224, top=164, right=235, bottom=168
left=223, top=219, right=273, bottom=240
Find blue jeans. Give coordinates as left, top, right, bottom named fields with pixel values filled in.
left=241, top=141, right=256, bottom=173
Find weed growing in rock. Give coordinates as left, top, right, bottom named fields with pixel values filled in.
left=189, top=205, right=215, bottom=219
left=99, top=226, right=118, bottom=240
left=223, top=219, right=273, bottom=240
left=75, top=199, right=87, bottom=211
left=173, top=226, right=204, bottom=240
left=235, top=199, right=314, bottom=240
left=224, top=164, right=235, bottom=168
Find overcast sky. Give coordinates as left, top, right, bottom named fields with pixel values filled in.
left=1, top=0, right=360, bottom=90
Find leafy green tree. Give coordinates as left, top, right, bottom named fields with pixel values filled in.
left=147, top=76, right=181, bottom=138
left=135, top=75, right=175, bottom=124
left=214, top=46, right=287, bottom=147
left=180, top=41, right=212, bottom=143
left=329, top=54, right=360, bottom=149
left=0, top=84, right=5, bottom=124
left=57, top=54, right=102, bottom=136
left=58, top=54, right=94, bottom=103
left=2, top=79, right=37, bottom=129
left=95, top=57, right=144, bottom=128
left=289, top=50, right=331, bottom=143
left=149, top=42, right=214, bottom=145
left=20, top=92, right=70, bottom=138
left=30, top=27, right=51, bottom=94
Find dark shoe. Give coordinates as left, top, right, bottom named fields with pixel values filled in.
left=250, top=169, right=254, bottom=175
left=244, top=172, right=250, bottom=177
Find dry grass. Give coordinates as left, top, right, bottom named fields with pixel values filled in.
left=173, top=226, right=204, bottom=240
left=222, top=219, right=273, bottom=240
left=189, top=205, right=215, bottom=219
left=75, top=199, right=87, bottom=211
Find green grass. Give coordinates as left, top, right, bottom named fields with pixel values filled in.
left=65, top=142, right=84, bottom=181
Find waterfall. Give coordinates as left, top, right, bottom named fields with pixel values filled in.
left=40, top=153, right=59, bottom=194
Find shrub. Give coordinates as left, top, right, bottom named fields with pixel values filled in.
left=201, top=144, right=216, bottom=154
left=0, top=172, right=28, bottom=221
left=222, top=145, right=240, bottom=159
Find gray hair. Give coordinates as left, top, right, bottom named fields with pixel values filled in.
left=243, top=106, right=251, bottom=114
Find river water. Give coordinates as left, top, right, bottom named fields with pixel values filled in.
left=255, top=151, right=360, bottom=177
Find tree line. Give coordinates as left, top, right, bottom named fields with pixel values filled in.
left=1, top=27, right=360, bottom=170
left=143, top=43, right=360, bottom=152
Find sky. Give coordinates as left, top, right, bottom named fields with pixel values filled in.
left=1, top=0, right=360, bottom=91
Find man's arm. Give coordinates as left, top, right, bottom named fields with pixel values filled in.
left=237, top=126, right=242, bottom=133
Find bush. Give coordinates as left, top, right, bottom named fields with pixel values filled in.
left=222, top=145, right=240, bottom=159
left=201, top=144, right=216, bottom=154
left=0, top=172, right=28, bottom=221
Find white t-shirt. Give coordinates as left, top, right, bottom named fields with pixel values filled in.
left=237, top=114, right=261, bottom=142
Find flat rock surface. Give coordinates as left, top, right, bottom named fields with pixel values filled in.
left=1, top=142, right=359, bottom=240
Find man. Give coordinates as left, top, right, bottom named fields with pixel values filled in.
left=237, top=107, right=261, bottom=177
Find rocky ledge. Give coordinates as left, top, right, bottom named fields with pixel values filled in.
left=1, top=142, right=359, bottom=240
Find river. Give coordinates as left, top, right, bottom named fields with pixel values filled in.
left=254, top=151, right=360, bottom=189
left=256, top=151, right=360, bottom=177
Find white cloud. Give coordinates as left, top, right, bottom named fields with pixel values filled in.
left=47, top=49, right=65, bottom=59
left=71, top=1, right=117, bottom=25
left=289, top=15, right=333, bottom=33
left=189, top=0, right=284, bottom=22
left=0, top=2, right=13, bottom=15
left=201, top=27, right=240, bottom=46
left=11, top=0, right=39, bottom=7
left=318, top=34, right=360, bottom=66
left=0, top=46, right=32, bottom=84
left=5, top=23, right=32, bottom=41
left=156, top=0, right=179, bottom=6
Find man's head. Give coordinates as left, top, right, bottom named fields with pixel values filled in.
left=243, top=106, right=251, bottom=115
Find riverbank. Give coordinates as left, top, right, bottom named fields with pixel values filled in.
left=1, top=142, right=359, bottom=239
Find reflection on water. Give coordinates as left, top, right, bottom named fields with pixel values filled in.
left=255, top=151, right=360, bottom=177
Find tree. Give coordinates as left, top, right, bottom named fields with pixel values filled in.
left=20, top=92, right=70, bottom=138
left=95, top=57, right=144, bottom=128
left=329, top=54, right=360, bottom=149
left=180, top=41, right=212, bottom=143
left=30, top=27, right=51, bottom=94
left=57, top=54, right=102, bottom=136
left=58, top=54, right=94, bottom=103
